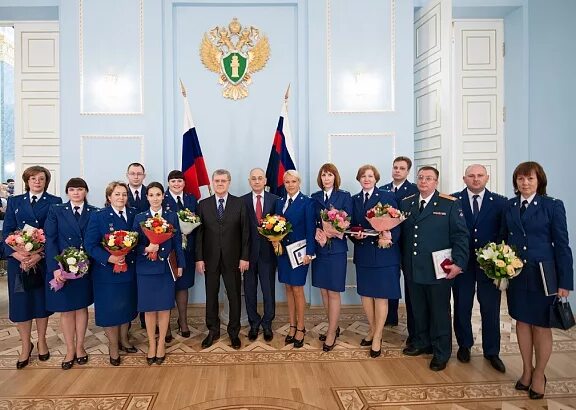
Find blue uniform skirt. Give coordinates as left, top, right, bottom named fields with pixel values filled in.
left=7, top=259, right=51, bottom=322
left=137, top=273, right=175, bottom=312
left=93, top=281, right=137, bottom=327
left=356, top=265, right=401, bottom=299
left=175, top=247, right=195, bottom=291
left=312, top=252, right=347, bottom=292
left=278, top=254, right=308, bottom=286
left=507, top=286, right=555, bottom=328
left=45, top=275, right=94, bottom=312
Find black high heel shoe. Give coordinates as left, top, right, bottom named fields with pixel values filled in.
left=323, top=340, right=336, bottom=352
left=319, top=326, right=340, bottom=342
left=370, top=348, right=382, bottom=358
left=16, top=344, right=33, bottom=369
left=293, top=328, right=306, bottom=349
left=177, top=320, right=191, bottom=338
left=360, top=338, right=373, bottom=347
left=118, top=344, right=137, bottom=353
left=285, top=325, right=297, bottom=344
left=37, top=343, right=50, bottom=361
left=76, top=355, right=89, bottom=365
left=515, top=380, right=530, bottom=391
left=109, top=356, right=121, bottom=366
left=529, top=375, right=547, bottom=400
left=146, top=356, right=156, bottom=365
left=61, top=355, right=76, bottom=370
left=155, top=355, right=165, bottom=365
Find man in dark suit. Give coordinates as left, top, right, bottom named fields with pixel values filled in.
left=380, top=156, right=419, bottom=332
left=126, top=163, right=148, bottom=214
left=242, top=168, right=279, bottom=342
left=196, top=169, right=250, bottom=349
left=400, top=166, right=469, bottom=371
left=451, top=164, right=507, bottom=372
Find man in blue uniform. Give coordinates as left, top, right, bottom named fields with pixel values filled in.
left=380, top=156, right=418, bottom=334
left=400, top=166, right=469, bottom=371
left=451, top=164, right=507, bottom=372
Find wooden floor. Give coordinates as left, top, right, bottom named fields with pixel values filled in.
left=1, top=274, right=576, bottom=409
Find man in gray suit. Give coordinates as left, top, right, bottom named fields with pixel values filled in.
left=196, top=169, right=250, bottom=349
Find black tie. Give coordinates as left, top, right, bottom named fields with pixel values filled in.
left=177, top=196, right=184, bottom=210
left=472, top=195, right=480, bottom=218
left=324, top=193, right=329, bottom=205
left=364, top=192, right=369, bottom=206
left=217, top=198, right=225, bottom=220
left=154, top=213, right=159, bottom=218
left=135, top=190, right=140, bottom=202
left=119, top=210, right=126, bottom=222
left=74, top=206, right=81, bottom=220
left=394, top=186, right=398, bottom=193
left=520, top=200, right=528, bottom=216
left=287, top=197, right=293, bottom=209
left=419, top=200, right=426, bottom=213
left=31, top=195, right=38, bottom=207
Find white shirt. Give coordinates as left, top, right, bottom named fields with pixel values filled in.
left=520, top=193, right=536, bottom=206
left=169, top=190, right=183, bottom=204
left=392, top=181, right=406, bottom=191
left=252, top=191, right=265, bottom=211
left=112, top=207, right=127, bottom=220
left=71, top=202, right=85, bottom=215
left=30, top=191, right=44, bottom=202
left=283, top=191, right=300, bottom=213
left=149, top=208, right=162, bottom=217
left=467, top=188, right=485, bottom=212
left=323, top=188, right=333, bottom=201
left=418, top=192, right=435, bottom=209
left=362, top=188, right=375, bottom=201
left=215, top=194, right=228, bottom=211
left=130, top=186, right=143, bottom=198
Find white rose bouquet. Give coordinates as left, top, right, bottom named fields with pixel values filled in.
left=476, top=241, right=524, bottom=290
left=49, top=247, right=90, bottom=291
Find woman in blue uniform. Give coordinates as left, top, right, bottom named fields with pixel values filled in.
left=502, top=162, right=573, bottom=399
left=274, top=170, right=316, bottom=348
left=311, top=163, right=352, bottom=351
left=134, top=182, right=185, bottom=365
left=350, top=165, right=401, bottom=358
left=163, top=170, right=197, bottom=339
left=85, top=181, right=138, bottom=366
left=45, top=178, right=97, bottom=370
left=3, top=166, right=62, bottom=369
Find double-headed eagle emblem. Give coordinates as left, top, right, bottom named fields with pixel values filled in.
left=200, top=18, right=270, bottom=100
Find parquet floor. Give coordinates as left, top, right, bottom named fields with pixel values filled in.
left=1, top=275, right=576, bottom=409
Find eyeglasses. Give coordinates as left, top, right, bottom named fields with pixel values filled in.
left=417, top=175, right=437, bottom=182
left=127, top=172, right=145, bottom=177
left=250, top=176, right=265, bottom=181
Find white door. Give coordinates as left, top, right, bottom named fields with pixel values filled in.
left=452, top=20, right=505, bottom=193
left=14, top=22, right=60, bottom=195
left=414, top=0, right=452, bottom=192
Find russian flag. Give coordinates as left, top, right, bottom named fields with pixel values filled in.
left=265, top=99, right=296, bottom=197
left=181, top=90, right=210, bottom=200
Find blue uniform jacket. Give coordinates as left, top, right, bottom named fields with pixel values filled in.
left=44, top=202, right=99, bottom=273
left=84, top=207, right=137, bottom=283
left=380, top=180, right=419, bottom=201
left=501, top=194, right=574, bottom=291
left=3, top=192, right=62, bottom=257
left=311, top=189, right=352, bottom=255
left=350, top=189, right=400, bottom=267
left=163, top=191, right=197, bottom=250
left=242, top=191, right=279, bottom=265
left=132, top=209, right=185, bottom=275
left=274, top=192, right=316, bottom=256
left=127, top=185, right=148, bottom=214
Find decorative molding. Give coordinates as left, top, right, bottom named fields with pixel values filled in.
left=79, top=0, right=144, bottom=115
left=0, top=394, right=156, bottom=410
left=328, top=132, right=396, bottom=160
left=79, top=135, right=144, bottom=176
left=326, top=0, right=396, bottom=113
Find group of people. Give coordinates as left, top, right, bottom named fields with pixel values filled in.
left=2, top=157, right=572, bottom=400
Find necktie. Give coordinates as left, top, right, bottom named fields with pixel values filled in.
left=286, top=197, right=293, bottom=211
left=74, top=206, right=81, bottom=220
left=31, top=195, right=38, bottom=207
left=324, top=193, right=329, bottom=205
left=176, top=195, right=184, bottom=210
left=135, top=190, right=140, bottom=202
left=255, top=194, right=263, bottom=222
left=472, top=194, right=480, bottom=218
left=217, top=198, right=225, bottom=220
left=394, top=186, right=398, bottom=193
left=419, top=200, right=426, bottom=213
left=520, top=199, right=528, bottom=216
left=364, top=192, right=369, bottom=206
left=154, top=213, right=159, bottom=218
left=119, top=210, right=126, bottom=222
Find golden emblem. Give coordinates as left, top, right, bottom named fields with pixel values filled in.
left=200, top=18, right=270, bottom=100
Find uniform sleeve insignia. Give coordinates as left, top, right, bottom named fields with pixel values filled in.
left=439, top=193, right=457, bottom=201
left=403, top=194, right=417, bottom=201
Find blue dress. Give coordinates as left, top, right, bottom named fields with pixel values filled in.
left=3, top=192, right=62, bottom=322
left=84, top=207, right=138, bottom=327
left=275, top=193, right=316, bottom=286
left=133, top=209, right=185, bottom=312
left=502, top=195, right=574, bottom=327
left=311, top=189, right=352, bottom=292
left=44, top=202, right=98, bottom=312
left=351, top=189, right=401, bottom=299
left=163, top=191, right=197, bottom=291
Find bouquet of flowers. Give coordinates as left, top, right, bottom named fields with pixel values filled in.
left=318, top=207, right=351, bottom=247
left=102, top=230, right=138, bottom=273
left=140, top=215, right=175, bottom=260
left=476, top=241, right=524, bottom=290
left=49, top=247, right=90, bottom=291
left=258, top=214, right=293, bottom=255
left=365, top=203, right=406, bottom=248
left=177, top=208, right=201, bottom=249
left=5, top=227, right=46, bottom=272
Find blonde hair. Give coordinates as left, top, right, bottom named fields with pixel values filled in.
left=283, top=169, right=301, bottom=182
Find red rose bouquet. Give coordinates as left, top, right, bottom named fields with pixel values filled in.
left=140, top=215, right=175, bottom=260
left=102, top=230, right=138, bottom=273
left=5, top=227, right=46, bottom=272
left=365, top=202, right=406, bottom=249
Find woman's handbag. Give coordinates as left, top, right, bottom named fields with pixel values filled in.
left=550, top=297, right=576, bottom=330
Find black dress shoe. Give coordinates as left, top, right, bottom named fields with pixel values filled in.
left=384, top=320, right=398, bottom=326
left=76, top=355, right=88, bottom=365
left=118, top=344, right=137, bottom=353
left=515, top=380, right=530, bottom=391
left=285, top=325, right=297, bottom=344
left=263, top=328, right=274, bottom=342
left=109, top=356, right=121, bottom=366
left=370, top=348, right=382, bottom=358
left=457, top=346, right=471, bottom=363
left=201, top=333, right=220, bottom=349
left=484, top=355, right=506, bottom=373
left=360, top=338, right=373, bottom=347
left=319, top=326, right=340, bottom=342
left=402, top=345, right=433, bottom=356
left=155, top=355, right=165, bottom=365
left=177, top=321, right=191, bottom=338
left=146, top=356, right=156, bottom=365
left=16, top=345, right=34, bottom=369
left=323, top=341, right=336, bottom=352
left=528, top=375, right=546, bottom=400
left=165, top=333, right=174, bottom=343
left=37, top=343, right=50, bottom=361
left=61, top=356, right=76, bottom=370
left=293, top=328, right=306, bottom=348
left=230, top=336, right=241, bottom=350
left=248, top=328, right=259, bottom=341
left=429, top=357, right=447, bottom=371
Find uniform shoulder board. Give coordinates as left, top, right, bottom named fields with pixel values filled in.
left=339, top=189, right=350, bottom=194
left=403, top=193, right=417, bottom=201
left=492, top=192, right=507, bottom=200
left=439, top=193, right=457, bottom=201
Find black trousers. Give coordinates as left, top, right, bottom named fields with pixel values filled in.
left=205, top=260, right=242, bottom=337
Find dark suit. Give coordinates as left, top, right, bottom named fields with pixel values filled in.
left=195, top=194, right=250, bottom=337
left=380, top=180, right=418, bottom=328
left=242, top=191, right=279, bottom=331
left=502, top=194, right=574, bottom=327
left=127, top=185, right=148, bottom=214
left=451, top=189, right=507, bottom=356
left=400, top=191, right=469, bottom=363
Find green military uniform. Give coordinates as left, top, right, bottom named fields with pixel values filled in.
left=400, top=190, right=469, bottom=365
